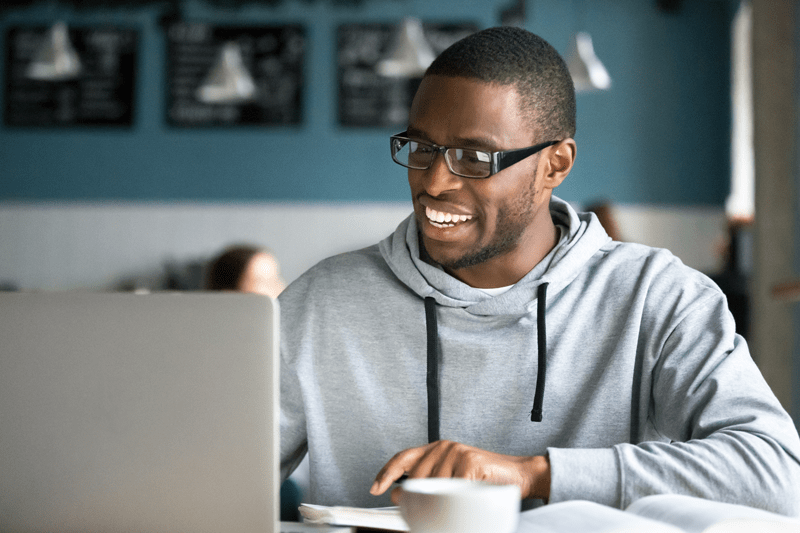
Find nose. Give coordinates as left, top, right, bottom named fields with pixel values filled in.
left=418, top=151, right=462, bottom=197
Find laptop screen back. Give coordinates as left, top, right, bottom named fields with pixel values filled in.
left=0, top=292, right=279, bottom=533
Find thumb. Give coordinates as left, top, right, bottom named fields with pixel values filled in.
left=390, top=486, right=404, bottom=505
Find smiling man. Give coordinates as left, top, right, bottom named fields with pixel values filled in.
left=279, top=27, right=800, bottom=515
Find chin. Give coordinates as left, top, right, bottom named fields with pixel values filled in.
left=422, top=242, right=470, bottom=271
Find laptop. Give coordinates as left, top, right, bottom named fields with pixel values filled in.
left=0, top=291, right=336, bottom=533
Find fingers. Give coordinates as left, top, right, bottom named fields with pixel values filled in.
left=371, top=441, right=462, bottom=496
left=370, top=447, right=424, bottom=496
left=370, top=442, right=548, bottom=500
left=411, top=440, right=460, bottom=478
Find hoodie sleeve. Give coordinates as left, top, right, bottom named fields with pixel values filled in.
left=548, top=287, right=800, bottom=516
left=279, top=345, right=308, bottom=483
left=278, top=280, right=310, bottom=483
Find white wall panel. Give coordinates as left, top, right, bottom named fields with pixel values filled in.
left=0, top=202, right=725, bottom=291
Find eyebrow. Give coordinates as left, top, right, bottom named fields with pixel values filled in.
left=405, top=126, right=500, bottom=152
left=404, top=126, right=432, bottom=143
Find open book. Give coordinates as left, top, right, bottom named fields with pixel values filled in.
left=520, top=494, right=799, bottom=533
left=298, top=504, right=408, bottom=531
left=299, top=495, right=799, bottom=533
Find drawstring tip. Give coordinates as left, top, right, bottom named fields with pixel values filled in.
left=530, top=408, right=542, bottom=422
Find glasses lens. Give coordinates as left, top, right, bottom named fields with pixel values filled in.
left=447, top=148, right=492, bottom=178
left=392, top=138, right=433, bottom=169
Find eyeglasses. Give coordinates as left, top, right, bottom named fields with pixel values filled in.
left=390, top=131, right=559, bottom=179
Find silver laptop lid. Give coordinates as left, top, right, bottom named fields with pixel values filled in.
left=0, top=292, right=279, bottom=533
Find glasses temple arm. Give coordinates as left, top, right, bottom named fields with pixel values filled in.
left=493, top=141, right=558, bottom=174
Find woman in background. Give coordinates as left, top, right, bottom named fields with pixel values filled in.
left=205, top=244, right=286, bottom=298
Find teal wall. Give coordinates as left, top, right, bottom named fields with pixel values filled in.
left=0, top=0, right=734, bottom=204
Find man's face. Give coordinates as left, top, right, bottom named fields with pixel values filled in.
left=406, top=75, right=555, bottom=286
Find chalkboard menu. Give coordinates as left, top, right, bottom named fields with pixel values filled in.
left=337, top=22, right=477, bottom=128
left=167, top=24, right=305, bottom=127
left=4, top=26, right=137, bottom=127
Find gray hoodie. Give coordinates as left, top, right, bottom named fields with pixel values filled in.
left=279, top=196, right=800, bottom=515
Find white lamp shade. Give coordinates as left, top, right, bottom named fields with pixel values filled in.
left=26, top=22, right=82, bottom=81
left=567, top=32, right=612, bottom=92
left=196, top=42, right=257, bottom=104
left=726, top=0, right=754, bottom=220
left=376, top=18, right=436, bottom=78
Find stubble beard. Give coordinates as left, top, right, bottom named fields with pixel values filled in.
left=433, top=168, right=541, bottom=272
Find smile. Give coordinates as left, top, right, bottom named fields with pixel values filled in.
left=426, top=206, right=473, bottom=228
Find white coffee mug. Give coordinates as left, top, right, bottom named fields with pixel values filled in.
left=399, top=478, right=521, bottom=533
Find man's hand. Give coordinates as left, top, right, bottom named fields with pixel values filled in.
left=369, top=440, right=551, bottom=503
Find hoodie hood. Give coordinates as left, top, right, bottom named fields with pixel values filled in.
left=378, top=196, right=611, bottom=316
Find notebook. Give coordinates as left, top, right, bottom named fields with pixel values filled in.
left=0, top=291, right=340, bottom=533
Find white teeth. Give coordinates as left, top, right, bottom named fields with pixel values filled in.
left=425, top=206, right=472, bottom=227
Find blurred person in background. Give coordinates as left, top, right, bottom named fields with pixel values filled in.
left=585, top=200, right=623, bottom=242
left=205, top=244, right=286, bottom=298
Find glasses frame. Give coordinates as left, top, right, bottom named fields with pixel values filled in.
left=390, top=131, right=559, bottom=179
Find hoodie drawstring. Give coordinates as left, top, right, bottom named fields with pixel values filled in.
left=424, top=296, right=440, bottom=443
left=423, top=283, right=549, bottom=442
left=531, top=282, right=548, bottom=422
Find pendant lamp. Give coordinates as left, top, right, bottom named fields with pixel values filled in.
left=26, top=21, right=82, bottom=81
left=376, top=17, right=435, bottom=78
left=196, top=42, right=256, bottom=104
left=566, top=31, right=611, bottom=92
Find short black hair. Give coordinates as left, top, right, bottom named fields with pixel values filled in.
left=425, top=26, right=576, bottom=141
left=205, top=244, right=264, bottom=291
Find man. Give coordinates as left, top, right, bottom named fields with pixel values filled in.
left=279, top=27, right=800, bottom=514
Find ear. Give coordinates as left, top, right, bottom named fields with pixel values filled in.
left=540, top=138, right=576, bottom=190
